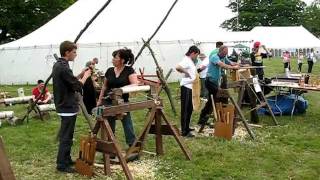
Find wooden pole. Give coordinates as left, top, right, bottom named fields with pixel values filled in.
left=74, top=0, right=113, bottom=43
left=0, top=137, right=16, bottom=180
left=142, top=38, right=177, bottom=115
left=22, top=0, right=114, bottom=122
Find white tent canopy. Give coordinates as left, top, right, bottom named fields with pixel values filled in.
left=1, top=0, right=320, bottom=85
left=249, top=26, right=320, bottom=49
left=0, top=0, right=236, bottom=84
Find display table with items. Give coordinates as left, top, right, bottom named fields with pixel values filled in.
left=263, top=73, right=319, bottom=117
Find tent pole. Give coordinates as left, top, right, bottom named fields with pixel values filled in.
left=132, top=0, right=179, bottom=66
left=74, top=0, right=113, bottom=43
left=142, top=38, right=177, bottom=116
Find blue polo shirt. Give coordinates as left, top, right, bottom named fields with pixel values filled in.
left=209, top=48, right=219, bottom=59
left=207, top=54, right=232, bottom=85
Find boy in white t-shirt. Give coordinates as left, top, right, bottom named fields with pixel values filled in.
left=176, top=45, right=200, bottom=137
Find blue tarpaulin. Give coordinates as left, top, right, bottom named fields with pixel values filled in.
left=258, top=94, right=308, bottom=115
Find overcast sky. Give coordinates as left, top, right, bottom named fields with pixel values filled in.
left=303, top=0, right=314, bottom=5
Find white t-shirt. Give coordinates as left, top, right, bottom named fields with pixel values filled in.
left=198, top=58, right=209, bottom=78
left=178, top=56, right=197, bottom=89
left=297, top=54, right=303, bottom=64
left=308, top=52, right=317, bottom=63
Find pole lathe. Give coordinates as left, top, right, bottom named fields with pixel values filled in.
left=80, top=84, right=191, bottom=179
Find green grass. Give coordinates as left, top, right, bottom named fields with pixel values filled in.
left=0, top=58, right=320, bottom=179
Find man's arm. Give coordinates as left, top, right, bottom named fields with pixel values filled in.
left=176, top=65, right=190, bottom=77
left=61, top=67, right=91, bottom=92
left=43, top=91, right=52, bottom=103
left=216, top=61, right=239, bottom=70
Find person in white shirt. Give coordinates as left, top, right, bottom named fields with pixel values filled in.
left=297, top=51, right=304, bottom=73
left=176, top=45, right=200, bottom=137
left=197, top=53, right=209, bottom=99
left=307, top=49, right=316, bottom=73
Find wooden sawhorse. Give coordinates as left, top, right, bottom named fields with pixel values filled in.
left=87, top=98, right=191, bottom=180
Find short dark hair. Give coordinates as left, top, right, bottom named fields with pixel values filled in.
left=59, top=41, right=77, bottom=57
left=185, top=45, right=200, bottom=56
left=112, top=48, right=135, bottom=65
left=216, top=41, right=223, bottom=48
left=37, top=80, right=44, bottom=84
left=92, top=57, right=98, bottom=64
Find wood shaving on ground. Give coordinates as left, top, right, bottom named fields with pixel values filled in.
left=192, top=124, right=249, bottom=140
left=94, top=158, right=160, bottom=179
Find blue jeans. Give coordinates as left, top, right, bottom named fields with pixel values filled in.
left=104, top=100, right=136, bottom=146
left=107, top=112, right=136, bottom=146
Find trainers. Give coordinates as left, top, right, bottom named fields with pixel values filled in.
left=57, top=167, right=76, bottom=173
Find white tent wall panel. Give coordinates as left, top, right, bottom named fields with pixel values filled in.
left=77, top=40, right=200, bottom=84
left=0, top=40, right=198, bottom=84
left=0, top=47, right=57, bottom=84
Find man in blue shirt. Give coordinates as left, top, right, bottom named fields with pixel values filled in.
left=198, top=45, right=239, bottom=131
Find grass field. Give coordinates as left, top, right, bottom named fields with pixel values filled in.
left=0, top=58, right=320, bottom=180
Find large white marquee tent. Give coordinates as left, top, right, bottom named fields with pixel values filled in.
left=0, top=0, right=237, bottom=85
left=250, top=26, right=320, bottom=49
left=1, top=0, right=320, bottom=84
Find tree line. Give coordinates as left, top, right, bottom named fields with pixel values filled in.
left=221, top=0, right=320, bottom=37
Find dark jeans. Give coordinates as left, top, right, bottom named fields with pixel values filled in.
left=56, top=115, right=77, bottom=169
left=284, top=62, right=291, bottom=71
left=298, top=63, right=302, bottom=72
left=105, top=100, right=136, bottom=146
left=107, top=113, right=136, bottom=146
left=200, top=78, right=208, bottom=98
left=198, top=78, right=219, bottom=125
left=180, top=86, right=193, bottom=135
left=254, top=62, right=264, bottom=80
left=308, top=61, right=313, bottom=73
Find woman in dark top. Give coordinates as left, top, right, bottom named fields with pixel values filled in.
left=82, top=62, right=97, bottom=114
left=97, top=48, right=138, bottom=146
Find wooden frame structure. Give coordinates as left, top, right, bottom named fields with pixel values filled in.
left=77, top=86, right=191, bottom=179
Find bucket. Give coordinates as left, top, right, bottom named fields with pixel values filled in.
left=17, top=88, right=25, bottom=97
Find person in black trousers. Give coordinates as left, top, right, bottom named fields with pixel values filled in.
left=176, top=46, right=200, bottom=137
left=52, top=41, right=91, bottom=173
left=307, top=49, right=316, bottom=73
